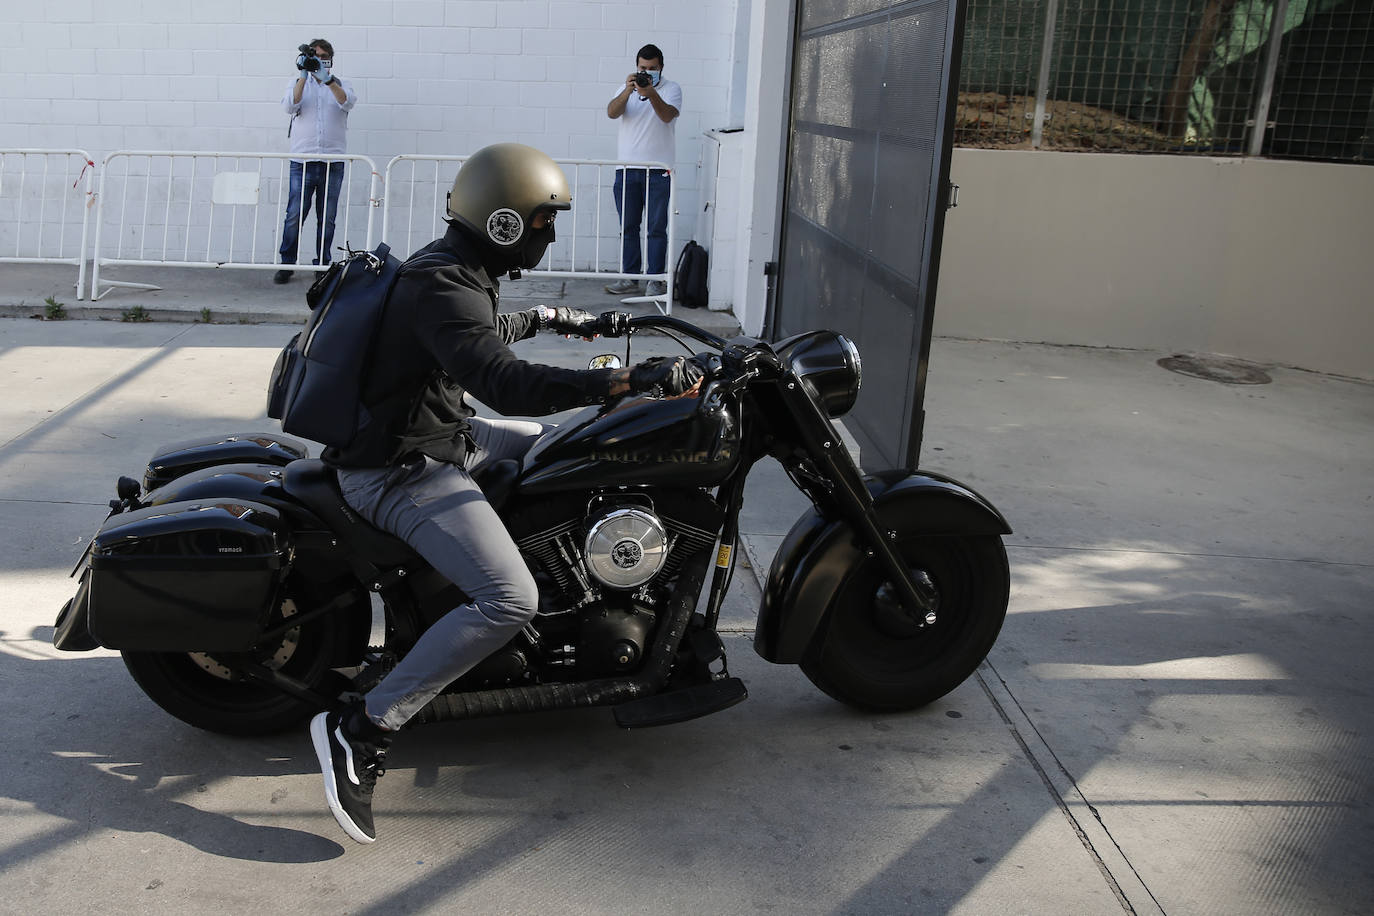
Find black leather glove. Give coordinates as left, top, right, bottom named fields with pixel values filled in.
left=628, top=356, right=705, bottom=396
left=533, top=306, right=599, bottom=337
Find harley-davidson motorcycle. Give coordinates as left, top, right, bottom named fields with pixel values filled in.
left=53, top=312, right=1011, bottom=735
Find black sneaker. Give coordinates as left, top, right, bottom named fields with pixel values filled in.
left=310, top=707, right=392, bottom=844
left=273, top=269, right=293, bottom=284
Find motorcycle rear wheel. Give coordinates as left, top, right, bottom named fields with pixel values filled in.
left=800, top=533, right=1009, bottom=712
left=121, top=581, right=367, bottom=736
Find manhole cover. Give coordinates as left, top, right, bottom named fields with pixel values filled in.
left=1157, top=354, right=1272, bottom=385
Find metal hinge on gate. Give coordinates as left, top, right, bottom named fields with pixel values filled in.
left=946, top=182, right=959, bottom=210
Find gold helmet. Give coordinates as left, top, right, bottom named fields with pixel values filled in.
left=446, top=143, right=571, bottom=272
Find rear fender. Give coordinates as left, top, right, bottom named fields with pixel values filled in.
left=753, top=470, right=1011, bottom=664
left=144, top=462, right=289, bottom=507
left=144, top=462, right=339, bottom=541
left=142, top=432, right=307, bottom=492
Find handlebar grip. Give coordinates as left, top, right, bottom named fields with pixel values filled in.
left=596, top=311, right=631, bottom=338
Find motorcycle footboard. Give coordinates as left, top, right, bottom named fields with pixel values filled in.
left=612, top=677, right=748, bottom=728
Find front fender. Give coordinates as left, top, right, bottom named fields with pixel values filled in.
left=753, top=470, right=1011, bottom=664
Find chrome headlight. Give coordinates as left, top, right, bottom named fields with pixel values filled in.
left=777, top=330, right=863, bottom=417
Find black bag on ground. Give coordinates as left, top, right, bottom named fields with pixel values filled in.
left=674, top=239, right=709, bottom=309
left=266, top=243, right=403, bottom=448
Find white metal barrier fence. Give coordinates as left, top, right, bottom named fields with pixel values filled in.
left=0, top=149, right=96, bottom=299
left=89, top=151, right=379, bottom=300
left=381, top=155, right=676, bottom=311
left=10, top=150, right=677, bottom=307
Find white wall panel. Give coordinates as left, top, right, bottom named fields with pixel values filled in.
left=936, top=150, right=1374, bottom=379
left=2, top=0, right=738, bottom=267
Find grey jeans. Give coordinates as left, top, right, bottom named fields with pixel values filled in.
left=337, top=416, right=546, bottom=730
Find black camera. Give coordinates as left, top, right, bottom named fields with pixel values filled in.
left=297, top=44, right=321, bottom=72
left=633, top=72, right=651, bottom=88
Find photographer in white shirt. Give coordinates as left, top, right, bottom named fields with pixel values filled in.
left=275, top=38, right=357, bottom=284
left=605, top=43, right=682, bottom=298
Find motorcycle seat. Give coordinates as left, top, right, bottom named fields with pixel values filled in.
left=282, top=459, right=416, bottom=568
left=282, top=458, right=520, bottom=570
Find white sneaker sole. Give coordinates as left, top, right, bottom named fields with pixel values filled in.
left=310, top=712, right=375, bottom=845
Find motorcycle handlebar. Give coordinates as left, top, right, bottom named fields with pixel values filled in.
left=593, top=311, right=632, bottom=338
left=595, top=310, right=729, bottom=351
left=592, top=311, right=770, bottom=404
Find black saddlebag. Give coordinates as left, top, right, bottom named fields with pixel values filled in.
left=143, top=432, right=308, bottom=492
left=86, top=499, right=289, bottom=652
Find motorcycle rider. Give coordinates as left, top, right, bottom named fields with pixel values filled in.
left=309, top=142, right=702, bottom=844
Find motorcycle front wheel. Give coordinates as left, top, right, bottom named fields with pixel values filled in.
left=801, top=533, right=1009, bottom=712
left=121, top=580, right=368, bottom=736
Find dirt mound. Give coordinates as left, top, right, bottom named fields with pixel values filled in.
left=954, top=92, right=1180, bottom=152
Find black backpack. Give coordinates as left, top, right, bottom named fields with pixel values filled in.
left=266, top=243, right=403, bottom=448
left=674, top=240, right=709, bottom=309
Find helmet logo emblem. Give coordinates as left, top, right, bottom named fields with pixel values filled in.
left=487, top=209, right=523, bottom=245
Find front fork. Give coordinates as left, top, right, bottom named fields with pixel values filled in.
left=702, top=466, right=750, bottom=632
left=776, top=382, right=939, bottom=626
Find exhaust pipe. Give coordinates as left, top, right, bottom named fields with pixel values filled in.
left=408, top=549, right=710, bottom=726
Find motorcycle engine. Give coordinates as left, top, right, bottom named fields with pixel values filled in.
left=500, top=490, right=724, bottom=681
left=583, top=507, right=668, bottom=589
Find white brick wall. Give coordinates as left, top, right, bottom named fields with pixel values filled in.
left=2, top=0, right=738, bottom=262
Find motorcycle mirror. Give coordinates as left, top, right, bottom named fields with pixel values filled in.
left=588, top=354, right=622, bottom=370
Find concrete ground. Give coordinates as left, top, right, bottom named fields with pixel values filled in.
left=0, top=264, right=1371, bottom=914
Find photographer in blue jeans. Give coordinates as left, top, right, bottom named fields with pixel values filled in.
left=275, top=39, right=357, bottom=284
left=605, top=43, right=682, bottom=298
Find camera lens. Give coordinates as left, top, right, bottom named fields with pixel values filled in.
left=634, top=73, right=650, bottom=87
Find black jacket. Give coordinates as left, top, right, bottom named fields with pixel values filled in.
left=323, top=225, right=615, bottom=468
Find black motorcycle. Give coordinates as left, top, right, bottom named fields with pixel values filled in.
left=53, top=312, right=1011, bottom=735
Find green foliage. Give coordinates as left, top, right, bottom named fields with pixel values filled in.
left=43, top=296, right=67, bottom=321
left=121, top=305, right=151, bottom=323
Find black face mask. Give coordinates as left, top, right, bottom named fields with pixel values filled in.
left=520, top=223, right=556, bottom=269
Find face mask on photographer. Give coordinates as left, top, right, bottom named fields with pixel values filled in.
left=638, top=69, right=661, bottom=88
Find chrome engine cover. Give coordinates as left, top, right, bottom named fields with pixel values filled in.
left=584, top=508, right=668, bottom=589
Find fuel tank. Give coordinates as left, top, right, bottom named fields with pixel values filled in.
left=519, top=392, right=740, bottom=493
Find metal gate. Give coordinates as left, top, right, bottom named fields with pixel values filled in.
left=772, top=0, right=967, bottom=471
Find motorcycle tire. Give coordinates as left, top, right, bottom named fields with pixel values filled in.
left=800, top=533, right=1009, bottom=712
left=120, top=580, right=369, bottom=736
